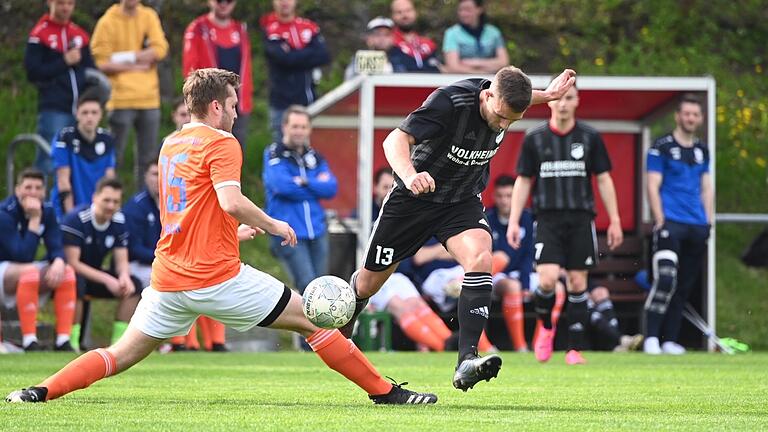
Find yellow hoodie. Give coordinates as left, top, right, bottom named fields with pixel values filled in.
left=91, top=4, right=169, bottom=110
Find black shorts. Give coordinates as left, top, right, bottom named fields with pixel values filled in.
left=364, top=187, right=491, bottom=271
left=77, top=274, right=144, bottom=300
left=534, top=210, right=598, bottom=270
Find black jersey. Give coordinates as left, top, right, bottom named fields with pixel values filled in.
left=516, top=121, right=611, bottom=214
left=398, top=78, right=505, bottom=203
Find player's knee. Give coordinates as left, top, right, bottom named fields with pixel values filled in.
left=538, top=274, right=559, bottom=291
left=466, top=250, right=493, bottom=273
left=567, top=273, right=587, bottom=293
left=591, top=286, right=610, bottom=303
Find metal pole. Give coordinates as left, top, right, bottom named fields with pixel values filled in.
left=357, top=78, right=375, bottom=267
left=706, top=77, right=717, bottom=352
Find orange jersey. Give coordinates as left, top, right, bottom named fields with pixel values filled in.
left=151, top=122, right=242, bottom=291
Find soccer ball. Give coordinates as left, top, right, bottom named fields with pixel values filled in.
left=302, top=275, right=356, bottom=329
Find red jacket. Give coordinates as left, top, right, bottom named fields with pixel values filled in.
left=183, top=15, right=253, bottom=113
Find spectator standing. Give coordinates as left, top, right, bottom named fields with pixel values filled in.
left=91, top=0, right=169, bottom=183
left=643, top=95, right=712, bottom=355
left=50, top=93, right=116, bottom=219
left=442, top=0, right=508, bottom=74
left=260, top=0, right=331, bottom=142
left=390, top=0, right=440, bottom=72
left=508, top=85, right=623, bottom=365
left=61, top=178, right=142, bottom=350
left=25, top=0, right=96, bottom=174
left=263, top=105, right=337, bottom=294
left=345, top=17, right=397, bottom=81
left=0, top=168, right=77, bottom=351
left=183, top=0, right=252, bottom=148
left=486, top=175, right=535, bottom=352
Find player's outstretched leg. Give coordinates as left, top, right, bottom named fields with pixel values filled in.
left=339, top=268, right=396, bottom=339
left=269, top=289, right=437, bottom=404
left=6, top=327, right=162, bottom=403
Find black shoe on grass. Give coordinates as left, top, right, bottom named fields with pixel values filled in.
left=452, top=353, right=502, bottom=392
left=6, top=386, right=48, bottom=403
left=369, top=379, right=437, bottom=405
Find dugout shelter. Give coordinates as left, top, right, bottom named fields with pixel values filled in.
left=307, top=73, right=717, bottom=350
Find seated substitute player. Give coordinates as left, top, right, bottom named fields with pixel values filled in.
left=7, top=68, right=435, bottom=405
left=507, top=84, right=623, bottom=365
left=61, top=177, right=142, bottom=350
left=0, top=168, right=77, bottom=351
left=486, top=175, right=535, bottom=352
left=586, top=284, right=643, bottom=352
left=50, top=92, right=116, bottom=218
left=340, top=65, right=577, bottom=391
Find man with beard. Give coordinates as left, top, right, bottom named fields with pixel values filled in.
left=643, top=94, right=712, bottom=355
left=390, top=0, right=440, bottom=72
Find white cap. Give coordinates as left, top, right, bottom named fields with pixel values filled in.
left=366, top=16, right=394, bottom=31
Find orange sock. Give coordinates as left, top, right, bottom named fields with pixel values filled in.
left=40, top=348, right=116, bottom=400
left=197, top=316, right=213, bottom=350
left=416, top=305, right=452, bottom=340
left=17, top=268, right=40, bottom=342
left=307, top=329, right=392, bottom=396
left=398, top=312, right=445, bottom=351
left=552, top=287, right=566, bottom=327
left=478, top=330, right=493, bottom=352
left=209, top=319, right=226, bottom=345
left=502, top=291, right=527, bottom=351
left=54, top=267, right=76, bottom=338
left=170, top=335, right=186, bottom=346
left=185, top=323, right=200, bottom=350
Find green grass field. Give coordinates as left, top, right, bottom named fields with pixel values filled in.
left=2, top=352, right=767, bottom=431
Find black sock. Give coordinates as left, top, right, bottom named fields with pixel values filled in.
left=590, top=300, right=621, bottom=346
left=457, top=272, right=492, bottom=362
left=567, top=291, right=589, bottom=351
left=534, top=288, right=556, bottom=329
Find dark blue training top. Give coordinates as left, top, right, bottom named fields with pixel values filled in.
left=486, top=207, right=535, bottom=290
left=60, top=204, right=129, bottom=269
left=122, top=189, right=160, bottom=265
left=646, top=133, right=709, bottom=226
left=0, top=195, right=65, bottom=263
left=51, top=126, right=116, bottom=218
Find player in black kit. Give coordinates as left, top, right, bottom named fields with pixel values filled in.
left=339, top=66, right=577, bottom=391
left=507, top=85, right=623, bottom=365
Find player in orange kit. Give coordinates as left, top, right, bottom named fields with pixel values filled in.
left=6, top=68, right=436, bottom=405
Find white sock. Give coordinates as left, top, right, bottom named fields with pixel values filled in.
left=22, top=334, right=38, bottom=348
left=56, top=334, right=71, bottom=347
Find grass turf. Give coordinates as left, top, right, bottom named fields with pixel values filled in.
left=2, top=351, right=767, bottom=431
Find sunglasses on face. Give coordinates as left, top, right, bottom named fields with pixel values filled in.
left=216, top=0, right=235, bottom=4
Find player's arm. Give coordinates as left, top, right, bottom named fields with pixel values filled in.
left=700, top=172, right=713, bottom=225
left=647, top=171, right=664, bottom=229
left=530, top=69, right=576, bottom=106
left=596, top=172, right=623, bottom=250
left=64, top=245, right=120, bottom=292
left=113, top=247, right=135, bottom=297
left=56, top=167, right=74, bottom=213
left=215, top=185, right=297, bottom=247
left=412, top=243, right=453, bottom=266
left=383, top=129, right=435, bottom=195
left=506, top=176, right=532, bottom=249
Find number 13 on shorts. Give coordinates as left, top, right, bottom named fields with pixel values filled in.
left=374, top=245, right=394, bottom=265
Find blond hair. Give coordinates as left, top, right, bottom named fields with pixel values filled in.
left=182, top=68, right=241, bottom=118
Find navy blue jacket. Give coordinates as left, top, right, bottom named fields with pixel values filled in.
left=263, top=143, right=338, bottom=240
left=0, top=195, right=65, bottom=263
left=122, top=189, right=160, bottom=265
left=486, top=207, right=535, bottom=289
left=24, top=15, right=95, bottom=114
left=260, top=14, right=331, bottom=109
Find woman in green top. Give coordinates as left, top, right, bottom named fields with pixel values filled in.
left=442, top=0, right=509, bottom=74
